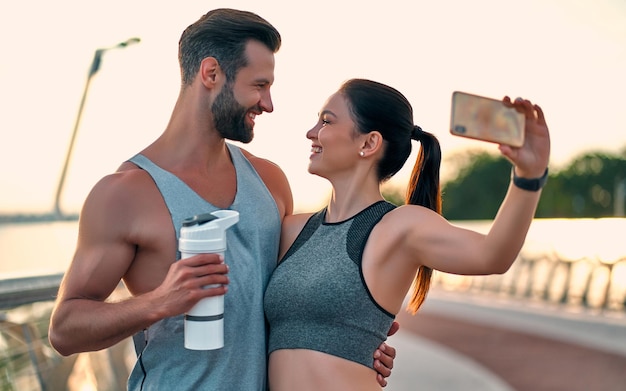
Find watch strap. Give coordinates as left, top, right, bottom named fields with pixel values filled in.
left=512, top=167, right=548, bottom=191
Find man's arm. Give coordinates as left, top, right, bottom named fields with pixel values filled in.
left=374, top=321, right=399, bottom=387
left=48, top=172, right=228, bottom=355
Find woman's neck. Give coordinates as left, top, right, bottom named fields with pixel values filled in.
left=325, top=192, right=384, bottom=223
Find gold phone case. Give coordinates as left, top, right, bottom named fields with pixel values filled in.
left=450, top=91, right=524, bottom=147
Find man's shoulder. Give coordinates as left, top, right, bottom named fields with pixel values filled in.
left=83, top=164, right=162, bottom=214
left=96, top=162, right=154, bottom=192
left=237, top=148, right=287, bottom=183
left=239, top=147, right=280, bottom=169
left=238, top=146, right=293, bottom=218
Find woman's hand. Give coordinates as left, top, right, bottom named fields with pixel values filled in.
left=500, top=97, right=551, bottom=178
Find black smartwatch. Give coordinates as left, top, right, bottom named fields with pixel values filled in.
left=512, top=167, right=548, bottom=191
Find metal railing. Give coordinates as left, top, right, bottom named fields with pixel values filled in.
left=434, top=252, right=626, bottom=313
left=2, top=251, right=624, bottom=390
left=0, top=275, right=132, bottom=391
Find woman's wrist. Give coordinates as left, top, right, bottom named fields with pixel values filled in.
left=511, top=167, right=548, bottom=192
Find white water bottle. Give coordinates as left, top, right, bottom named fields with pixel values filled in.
left=179, top=210, right=239, bottom=350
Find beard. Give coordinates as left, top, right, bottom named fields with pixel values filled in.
left=212, top=84, right=254, bottom=143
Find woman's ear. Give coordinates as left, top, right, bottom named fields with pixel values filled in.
left=360, top=131, right=384, bottom=157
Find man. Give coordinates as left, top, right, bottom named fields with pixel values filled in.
left=49, top=8, right=395, bottom=390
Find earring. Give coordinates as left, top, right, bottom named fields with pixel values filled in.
left=359, top=151, right=365, bottom=157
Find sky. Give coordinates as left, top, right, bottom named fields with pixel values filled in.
left=1, top=0, right=625, bottom=214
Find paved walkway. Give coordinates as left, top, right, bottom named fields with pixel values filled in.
left=386, top=330, right=513, bottom=391
left=385, top=290, right=626, bottom=391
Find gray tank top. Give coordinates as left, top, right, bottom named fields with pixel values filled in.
left=127, top=143, right=280, bottom=391
left=264, top=201, right=396, bottom=369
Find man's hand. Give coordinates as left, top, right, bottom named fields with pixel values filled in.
left=151, top=253, right=229, bottom=318
left=374, top=321, right=400, bottom=387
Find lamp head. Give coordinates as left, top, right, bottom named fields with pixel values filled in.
left=119, top=37, right=141, bottom=48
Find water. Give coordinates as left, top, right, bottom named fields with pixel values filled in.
left=0, top=220, right=78, bottom=278
left=1, top=217, right=625, bottom=300
left=455, top=217, right=626, bottom=264
left=0, top=218, right=626, bottom=311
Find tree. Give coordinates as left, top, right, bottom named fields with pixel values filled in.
left=541, top=152, right=626, bottom=217
left=441, top=151, right=511, bottom=219
left=440, top=148, right=626, bottom=219
left=381, top=183, right=405, bottom=206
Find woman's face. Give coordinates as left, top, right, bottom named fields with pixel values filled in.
left=306, top=92, right=365, bottom=179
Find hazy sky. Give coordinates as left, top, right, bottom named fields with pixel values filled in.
left=1, top=0, right=625, bottom=213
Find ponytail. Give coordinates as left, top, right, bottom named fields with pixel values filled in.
left=405, top=127, right=442, bottom=314
left=337, top=79, right=443, bottom=314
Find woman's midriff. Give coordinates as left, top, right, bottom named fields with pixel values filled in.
left=268, top=349, right=382, bottom=391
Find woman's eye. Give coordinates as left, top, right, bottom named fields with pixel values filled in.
left=321, top=119, right=330, bottom=125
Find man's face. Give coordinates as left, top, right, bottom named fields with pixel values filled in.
left=212, top=83, right=251, bottom=143
left=212, top=40, right=275, bottom=143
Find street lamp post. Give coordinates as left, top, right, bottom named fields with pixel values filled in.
left=53, top=37, right=140, bottom=219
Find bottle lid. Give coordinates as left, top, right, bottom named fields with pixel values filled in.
left=182, top=213, right=219, bottom=227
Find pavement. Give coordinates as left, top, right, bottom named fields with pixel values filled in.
left=384, top=290, right=626, bottom=391
left=386, top=330, right=514, bottom=391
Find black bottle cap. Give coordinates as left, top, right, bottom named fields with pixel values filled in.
left=182, top=213, right=219, bottom=227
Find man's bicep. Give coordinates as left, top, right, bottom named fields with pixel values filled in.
left=61, top=179, right=137, bottom=302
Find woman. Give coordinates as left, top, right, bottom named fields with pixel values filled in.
left=264, top=79, right=550, bottom=390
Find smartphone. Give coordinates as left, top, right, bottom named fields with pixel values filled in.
left=450, top=91, right=525, bottom=147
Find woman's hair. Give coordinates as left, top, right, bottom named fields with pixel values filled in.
left=178, top=8, right=281, bottom=85
left=339, top=78, right=442, bottom=314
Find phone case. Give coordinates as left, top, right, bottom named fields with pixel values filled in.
left=450, top=91, right=525, bottom=147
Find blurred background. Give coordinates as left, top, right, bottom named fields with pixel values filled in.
left=1, top=0, right=625, bottom=215
left=1, top=1, right=625, bottom=390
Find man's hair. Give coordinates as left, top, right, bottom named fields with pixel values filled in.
left=178, top=8, right=281, bottom=85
